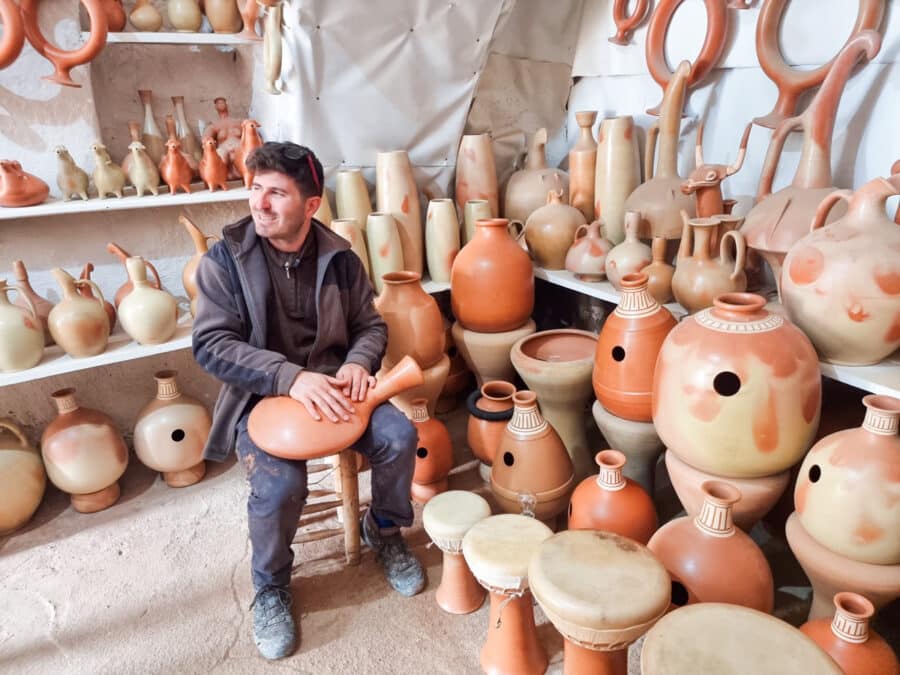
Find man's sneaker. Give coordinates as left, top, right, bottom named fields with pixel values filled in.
left=250, top=585, right=297, bottom=660
left=360, top=508, right=426, bottom=597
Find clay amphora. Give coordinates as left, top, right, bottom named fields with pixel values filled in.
left=782, top=175, right=900, bottom=365
left=795, top=395, right=900, bottom=565
left=160, top=138, right=193, bottom=194
left=118, top=257, right=177, bottom=345
left=262, top=1, right=283, bottom=94
left=608, top=0, right=649, bottom=45
left=55, top=146, right=89, bottom=201
left=172, top=96, right=202, bottom=162
left=623, top=61, right=695, bottom=239
left=375, top=150, right=423, bottom=275
left=466, top=380, right=516, bottom=467
left=463, top=199, right=492, bottom=245
left=179, top=215, right=218, bottom=317
left=0, top=280, right=44, bottom=372
left=490, top=390, right=576, bottom=521
left=594, top=272, right=676, bottom=422
left=568, top=111, right=597, bottom=222
left=740, top=31, right=882, bottom=297
left=12, top=260, right=54, bottom=345
left=138, top=89, right=165, bottom=166
left=129, top=0, right=163, bottom=31
left=199, top=137, right=229, bottom=192
left=681, top=121, right=751, bottom=224
left=365, top=212, right=403, bottom=293
left=424, top=198, right=460, bottom=283
left=799, top=592, right=900, bottom=675
left=605, top=211, right=652, bottom=290
left=330, top=218, right=370, bottom=277
left=41, top=388, right=128, bottom=513
left=565, top=220, right=612, bottom=281
left=233, top=119, right=263, bottom=187
left=640, top=237, right=675, bottom=304
left=0, top=0, right=25, bottom=70
left=672, top=216, right=747, bottom=313
left=248, top=355, right=424, bottom=460
left=19, top=0, right=108, bottom=87
left=168, top=0, right=203, bottom=31
left=127, top=141, right=161, bottom=196
left=653, top=293, right=821, bottom=478
left=504, top=128, right=569, bottom=224
left=107, top=242, right=162, bottom=307
left=237, top=0, right=262, bottom=39
left=205, top=0, right=242, bottom=32
left=134, top=370, right=211, bottom=487
left=451, top=218, right=534, bottom=333
left=78, top=263, right=116, bottom=332
left=648, top=481, right=774, bottom=612
left=47, top=268, right=109, bottom=357
left=335, top=169, right=372, bottom=231
left=568, top=449, right=658, bottom=544
left=90, top=143, right=126, bottom=199
left=524, top=190, right=587, bottom=270
left=0, top=160, right=49, bottom=207
left=375, top=271, right=445, bottom=369
left=0, top=418, right=46, bottom=534
left=100, top=0, right=126, bottom=31
left=595, top=115, right=641, bottom=244
left=455, top=132, right=499, bottom=218
left=409, top=398, right=454, bottom=504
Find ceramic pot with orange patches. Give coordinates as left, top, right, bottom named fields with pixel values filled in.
left=47, top=268, right=109, bottom=358
left=375, top=271, right=445, bottom=370
left=604, top=211, right=652, bottom=290
left=365, top=212, right=403, bottom=293
left=504, top=128, right=569, bottom=224
left=595, top=116, right=641, bottom=245
left=409, top=399, right=454, bottom=504
left=0, top=280, right=43, bottom=372
left=568, top=111, right=597, bottom=222
left=782, top=175, right=900, bottom=365
left=652, top=293, right=821, bottom=478
left=455, top=133, right=499, bottom=218
left=0, top=160, right=49, bottom=207
left=524, top=190, right=587, bottom=270
left=0, top=418, right=46, bottom=534
left=794, top=395, right=900, bottom=565
left=424, top=199, right=460, bottom=283
left=375, top=150, right=423, bottom=275
left=565, top=220, right=613, bottom=282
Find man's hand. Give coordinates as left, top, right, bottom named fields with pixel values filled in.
left=288, top=371, right=354, bottom=423
left=334, top=363, right=377, bottom=402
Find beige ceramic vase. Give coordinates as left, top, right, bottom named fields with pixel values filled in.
left=564, top=220, right=613, bottom=281
left=41, top=388, right=129, bottom=513
left=172, top=96, right=202, bottom=163
left=335, top=168, right=372, bottom=232
left=48, top=268, right=109, bottom=358
left=0, top=280, right=44, bottom=372
left=504, top=128, right=569, bottom=224
left=134, top=370, right=211, bottom=487
left=456, top=132, right=499, bottom=218
left=138, top=89, right=165, bottom=167
left=0, top=418, right=46, bottom=534
left=595, top=116, right=641, bottom=244
left=205, top=0, right=242, bottom=32
left=524, top=190, right=587, bottom=270
left=672, top=216, right=747, bottom=313
left=641, top=238, right=675, bottom=304
left=118, top=257, right=178, bottom=345
left=129, top=0, right=163, bottom=31
left=568, top=111, right=597, bottom=222
left=376, top=150, right=423, bottom=275
left=331, top=218, right=371, bottom=278
left=107, top=242, right=163, bottom=307
left=425, top=198, right=461, bottom=283
left=168, top=0, right=203, bottom=31
left=463, top=199, right=492, bottom=245
left=605, top=211, right=652, bottom=290
left=12, top=260, right=54, bottom=345
left=452, top=320, right=537, bottom=387
left=365, top=212, right=404, bottom=293
left=313, top=190, right=334, bottom=226
left=375, top=271, right=445, bottom=370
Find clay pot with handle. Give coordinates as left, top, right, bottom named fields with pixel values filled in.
left=0, top=279, right=44, bottom=372
left=179, top=215, right=219, bottom=317
left=118, top=256, right=178, bottom=345
left=605, top=211, right=652, bottom=291
left=565, top=220, right=612, bottom=282
left=0, top=418, right=46, bottom=534
left=504, top=128, right=569, bottom=224
left=12, top=259, right=53, bottom=345
left=107, top=241, right=162, bottom=307
left=524, top=190, right=587, bottom=270
left=78, top=263, right=116, bottom=333
left=47, top=268, right=109, bottom=357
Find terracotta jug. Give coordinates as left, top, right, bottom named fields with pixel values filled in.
left=595, top=115, right=641, bottom=244
left=794, top=394, right=900, bottom=566
left=330, top=218, right=370, bottom=277
left=504, top=128, right=569, bottom=224
left=134, top=370, right=211, bottom=487
left=0, top=160, right=49, bottom=207
left=375, top=150, right=423, bottom=275
left=740, top=31, right=882, bottom=298
left=237, top=0, right=262, bottom=39
left=565, top=220, right=612, bottom=281
left=55, top=145, right=89, bottom=201
left=138, top=89, right=165, bottom=166
left=107, top=242, right=162, bottom=307
left=782, top=174, right=900, bottom=365
left=247, top=355, right=424, bottom=460
left=609, top=0, right=649, bottom=45
left=199, top=137, right=229, bottom=192
left=90, top=142, right=126, bottom=199
left=335, top=169, right=372, bottom=232
left=172, top=96, right=202, bottom=162
left=568, top=450, right=658, bottom=544
left=681, top=122, right=752, bottom=222
left=365, top=212, right=403, bottom=293
left=490, top=390, right=576, bottom=521
left=12, top=260, right=53, bottom=345
left=118, top=257, right=177, bottom=345
left=233, top=119, right=263, bottom=187
left=100, top=0, right=126, bottom=31
left=78, top=263, right=116, bottom=332
left=623, top=61, right=695, bottom=239
left=463, top=199, right=492, bottom=245
left=672, top=216, right=747, bottom=313
left=455, top=132, right=499, bottom=218
left=0, top=0, right=25, bottom=70
left=20, top=0, right=108, bottom=87
left=450, top=218, right=534, bottom=333
left=0, top=280, right=44, bottom=372
left=262, top=1, right=283, bottom=94
left=653, top=293, right=821, bottom=478
left=605, top=211, right=652, bottom=290
left=205, top=0, right=242, bottom=32
left=180, top=215, right=219, bottom=317
left=0, top=418, right=46, bottom=534
left=524, top=190, right=587, bottom=270
left=129, top=0, right=163, bottom=31
left=568, top=111, right=597, bottom=222
left=466, top=380, right=516, bottom=468
left=800, top=593, right=900, bottom=675
left=648, top=481, right=774, bottom=612
left=594, top=272, right=677, bottom=422
left=640, top=238, right=675, bottom=304
left=424, top=198, right=460, bottom=283
left=168, top=0, right=203, bottom=31
left=409, top=398, right=454, bottom=504
left=375, top=271, right=445, bottom=369
left=48, top=268, right=109, bottom=357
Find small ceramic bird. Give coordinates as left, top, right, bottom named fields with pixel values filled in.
left=90, top=143, right=126, bottom=199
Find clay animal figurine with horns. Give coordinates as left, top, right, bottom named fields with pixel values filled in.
left=681, top=122, right=752, bottom=219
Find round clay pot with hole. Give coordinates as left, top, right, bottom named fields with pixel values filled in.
left=466, top=380, right=516, bottom=467
left=409, top=398, right=454, bottom=504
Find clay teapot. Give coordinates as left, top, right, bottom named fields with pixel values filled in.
left=55, top=146, right=89, bottom=201
left=564, top=220, right=612, bottom=282
left=0, top=0, right=25, bottom=70
left=0, top=160, right=49, bottom=207
left=12, top=260, right=54, bottom=345
left=604, top=210, right=652, bottom=290
left=671, top=215, right=747, bottom=313
left=107, top=242, right=162, bottom=307
left=0, top=279, right=44, bottom=372
left=0, top=418, right=46, bottom=534
left=118, top=257, right=178, bottom=345
left=504, top=128, right=569, bottom=224
left=180, top=215, right=219, bottom=317
left=409, top=398, right=454, bottom=504
left=79, top=263, right=116, bottom=332
left=782, top=174, right=900, bottom=365
left=524, top=190, right=587, bottom=270
left=199, top=137, right=229, bottom=192
left=47, top=268, right=109, bottom=357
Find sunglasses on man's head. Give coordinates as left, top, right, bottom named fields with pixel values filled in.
left=280, top=145, right=321, bottom=194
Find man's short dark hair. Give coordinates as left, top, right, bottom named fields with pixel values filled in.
left=246, top=142, right=324, bottom=198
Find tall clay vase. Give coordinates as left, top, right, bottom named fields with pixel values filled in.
left=504, top=127, right=569, bottom=224
left=168, top=0, right=203, bottom=31
left=331, top=219, right=371, bottom=278
left=47, top=268, right=110, bottom=358
left=605, top=211, right=652, bottom=290
left=12, top=260, right=53, bottom=345
left=138, top=90, right=165, bottom=167
left=366, top=212, right=403, bottom=292
left=376, top=150, right=423, bottom=275
left=237, top=0, right=261, bottom=39
left=313, top=190, right=334, bottom=226
left=641, top=237, right=675, bottom=304
left=79, top=263, right=116, bottom=333
left=591, top=400, right=665, bottom=498
left=671, top=216, right=747, bottom=314
left=463, top=199, right=492, bottom=245
left=205, top=0, right=242, bottom=32
left=134, top=370, right=211, bottom=487
left=510, top=328, right=598, bottom=481
left=451, top=320, right=536, bottom=388
left=568, top=449, right=658, bottom=544
left=0, top=0, right=25, bottom=70
left=0, top=280, right=44, bottom=372
left=409, top=398, right=454, bottom=504
left=335, top=169, right=372, bottom=232
left=0, top=418, right=46, bottom=534
left=568, top=111, right=597, bottom=222
left=118, top=257, right=178, bottom=345
left=782, top=175, right=900, bottom=365
left=425, top=199, right=460, bottom=283
left=800, top=593, right=900, bottom=675
left=740, top=31, right=882, bottom=298
left=41, top=388, right=128, bottom=513
left=129, top=0, right=163, bottom=31
left=262, top=1, right=283, bottom=94
left=451, top=218, right=534, bottom=333
left=180, top=215, right=219, bottom=317
left=172, top=96, right=202, bottom=162
left=490, top=391, right=576, bottom=522
left=467, top=380, right=516, bottom=470
left=374, top=271, right=445, bottom=370
left=455, top=133, right=499, bottom=218
left=524, top=190, right=587, bottom=270
left=647, top=481, right=775, bottom=612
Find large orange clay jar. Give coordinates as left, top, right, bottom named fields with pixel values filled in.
left=409, top=398, right=454, bottom=504
left=653, top=293, right=821, bottom=478
left=794, top=395, right=900, bottom=566
left=568, top=450, right=658, bottom=544
left=450, top=218, right=534, bottom=333
left=593, top=272, right=676, bottom=422
left=374, top=271, right=445, bottom=369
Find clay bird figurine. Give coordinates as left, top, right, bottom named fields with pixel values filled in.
left=234, top=119, right=263, bottom=187
left=199, top=137, right=229, bottom=192
left=159, top=138, right=193, bottom=195
left=55, top=146, right=89, bottom=201
left=127, top=141, right=161, bottom=197
left=90, top=143, right=126, bottom=199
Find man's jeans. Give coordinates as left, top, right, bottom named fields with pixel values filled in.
left=236, top=402, right=417, bottom=590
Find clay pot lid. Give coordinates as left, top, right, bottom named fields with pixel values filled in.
left=512, top=329, right=597, bottom=366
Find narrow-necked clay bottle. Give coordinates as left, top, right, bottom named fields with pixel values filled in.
left=179, top=215, right=219, bottom=317
left=138, top=90, right=165, bottom=166
left=79, top=263, right=116, bottom=333
left=168, top=0, right=203, bottom=31
left=568, top=111, right=597, bottom=222
left=205, top=0, right=242, bottom=33
left=605, top=210, right=652, bottom=290
left=595, top=115, right=641, bottom=244
left=0, top=418, right=46, bottom=534
left=118, top=256, right=178, bottom=345
left=12, top=260, right=54, bottom=345
left=640, top=237, right=675, bottom=304
left=107, top=241, right=163, bottom=307
left=129, top=0, right=163, bottom=31
left=524, top=189, right=587, bottom=270
left=90, top=143, right=126, bottom=199
left=410, top=398, right=454, bottom=504
left=172, top=96, right=202, bottom=162
left=262, top=1, right=283, bottom=94
left=237, top=0, right=262, bottom=39
left=0, top=279, right=43, bottom=372
left=54, top=145, right=89, bottom=201
left=335, top=168, right=373, bottom=232
left=504, top=128, right=569, bottom=224
left=47, top=268, right=109, bottom=357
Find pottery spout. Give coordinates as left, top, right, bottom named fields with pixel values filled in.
left=655, top=60, right=691, bottom=179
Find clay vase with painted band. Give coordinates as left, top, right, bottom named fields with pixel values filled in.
left=524, top=190, right=587, bottom=270
left=0, top=0, right=25, bottom=70
left=467, top=380, right=516, bottom=467
left=450, top=218, right=534, bottom=333
left=648, top=481, right=774, bottom=612
left=0, top=418, right=45, bottom=534
left=609, top=0, right=649, bottom=45
left=425, top=198, right=460, bottom=283
left=248, top=356, right=424, bottom=460
left=129, top=0, right=163, bottom=31
left=595, top=116, right=641, bottom=245
left=653, top=293, right=821, bottom=478
left=672, top=216, right=747, bottom=314
left=107, top=242, right=162, bottom=307
left=331, top=219, right=370, bottom=278
left=0, top=280, right=43, bottom=372
left=376, top=150, right=423, bottom=275
left=782, top=175, right=900, bottom=365
left=134, top=370, right=210, bottom=487
left=794, top=395, right=900, bottom=565
left=605, top=211, right=652, bottom=290
left=335, top=168, right=372, bottom=231
left=463, top=199, right=491, bottom=245
left=12, top=260, right=53, bottom=345
left=48, top=268, right=109, bottom=358
left=205, top=0, right=242, bottom=32
left=179, top=215, right=219, bottom=318
left=455, top=132, right=499, bottom=218
left=490, top=390, right=575, bottom=521
left=78, top=263, right=116, bottom=333
left=0, top=160, right=49, bottom=207
left=568, top=111, right=597, bottom=222
left=41, top=388, right=128, bottom=513
left=504, top=128, right=569, bottom=224
left=375, top=271, right=445, bottom=369
left=568, top=450, right=658, bottom=544
left=593, top=272, right=677, bottom=423
left=565, top=220, right=612, bottom=281
left=366, top=212, right=403, bottom=293
left=118, top=256, right=178, bottom=345
left=641, top=237, right=675, bottom=304
left=409, top=398, right=454, bottom=504
left=800, top=592, right=900, bottom=675
left=168, top=0, right=203, bottom=31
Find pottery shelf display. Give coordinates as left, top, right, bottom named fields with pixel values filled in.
left=455, top=132, right=499, bottom=219
left=504, top=128, right=569, bottom=224
left=609, top=0, right=649, bottom=45
left=0, top=418, right=46, bottom=534
left=408, top=398, right=454, bottom=504
left=0, top=160, right=50, bottom=207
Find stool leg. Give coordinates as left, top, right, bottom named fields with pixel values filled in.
left=481, top=590, right=548, bottom=675
left=339, top=448, right=360, bottom=566
left=564, top=639, right=627, bottom=675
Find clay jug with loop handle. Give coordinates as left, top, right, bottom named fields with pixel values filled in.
left=672, top=215, right=747, bottom=314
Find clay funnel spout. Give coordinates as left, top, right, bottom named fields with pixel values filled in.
left=656, top=60, right=691, bottom=179
left=525, top=128, right=549, bottom=171
left=179, top=214, right=211, bottom=254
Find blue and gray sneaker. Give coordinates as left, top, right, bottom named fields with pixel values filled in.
left=360, top=508, right=426, bottom=597
left=250, top=585, right=297, bottom=660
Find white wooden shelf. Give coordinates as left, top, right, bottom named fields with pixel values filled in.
left=421, top=278, right=450, bottom=294
left=89, top=31, right=260, bottom=46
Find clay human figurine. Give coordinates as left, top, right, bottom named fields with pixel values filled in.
left=55, top=146, right=89, bottom=201
left=199, top=137, right=229, bottom=192
left=0, top=160, right=50, bottom=207
left=203, top=98, right=243, bottom=179
left=159, top=139, right=193, bottom=195
left=90, top=143, right=126, bottom=199
left=127, top=141, right=160, bottom=197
